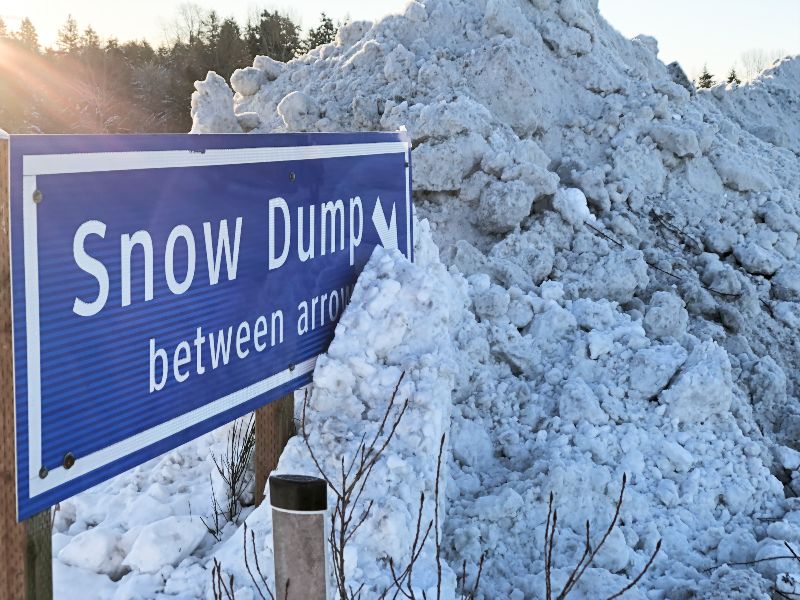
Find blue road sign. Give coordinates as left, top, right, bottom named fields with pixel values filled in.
left=8, top=132, right=412, bottom=520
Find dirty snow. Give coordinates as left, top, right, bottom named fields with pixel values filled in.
left=55, top=0, right=800, bottom=598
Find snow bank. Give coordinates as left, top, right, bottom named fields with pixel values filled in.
left=57, top=0, right=800, bottom=597
left=187, top=0, right=800, bottom=589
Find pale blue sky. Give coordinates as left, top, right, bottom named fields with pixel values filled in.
left=1, top=0, right=797, bottom=79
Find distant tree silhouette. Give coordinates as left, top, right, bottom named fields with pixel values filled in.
left=726, top=67, right=741, bottom=85
left=245, top=10, right=302, bottom=62
left=0, top=7, right=308, bottom=133
left=81, top=26, right=101, bottom=51
left=697, top=65, right=714, bottom=89
left=302, top=13, right=337, bottom=53
left=57, top=15, right=81, bottom=53
left=16, top=18, right=40, bottom=53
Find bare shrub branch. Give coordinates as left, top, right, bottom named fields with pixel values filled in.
left=544, top=474, right=661, bottom=600
left=302, top=373, right=410, bottom=600
left=243, top=522, right=275, bottom=600
left=212, top=558, right=236, bottom=600
left=212, top=415, right=257, bottom=522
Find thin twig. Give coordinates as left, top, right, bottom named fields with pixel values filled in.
left=605, top=539, right=662, bottom=600
left=560, top=474, right=628, bottom=598
left=785, top=542, right=800, bottom=563
left=585, top=222, right=624, bottom=248
left=435, top=434, right=445, bottom=600
left=544, top=492, right=554, bottom=600
left=583, top=217, right=742, bottom=299
left=242, top=523, right=275, bottom=600
left=703, top=555, right=800, bottom=573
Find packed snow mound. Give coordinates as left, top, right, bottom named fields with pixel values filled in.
left=708, top=56, right=800, bottom=155
left=212, top=238, right=467, bottom=597
left=52, top=430, right=243, bottom=598
left=50, top=0, right=800, bottom=597
left=188, top=0, right=800, bottom=596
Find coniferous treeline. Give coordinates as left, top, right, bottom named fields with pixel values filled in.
left=0, top=8, right=337, bottom=133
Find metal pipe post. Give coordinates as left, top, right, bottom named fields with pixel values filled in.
left=270, top=474, right=327, bottom=600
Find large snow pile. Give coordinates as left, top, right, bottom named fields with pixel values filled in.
left=53, top=0, right=800, bottom=598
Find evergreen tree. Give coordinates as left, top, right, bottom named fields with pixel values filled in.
left=16, top=18, right=39, bottom=53
left=118, top=39, right=157, bottom=65
left=203, top=10, right=221, bottom=53
left=213, top=19, right=249, bottom=78
left=697, top=64, right=714, bottom=89
left=0, top=17, right=7, bottom=38
left=0, top=9, right=299, bottom=134
left=726, top=67, right=741, bottom=85
left=302, top=13, right=337, bottom=53
left=57, top=15, right=81, bottom=53
left=82, top=26, right=101, bottom=50
left=246, top=10, right=301, bottom=62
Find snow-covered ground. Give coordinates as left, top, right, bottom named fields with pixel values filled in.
left=54, top=0, right=800, bottom=598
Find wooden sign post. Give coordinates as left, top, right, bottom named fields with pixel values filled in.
left=0, top=131, right=53, bottom=599
left=254, top=394, right=295, bottom=507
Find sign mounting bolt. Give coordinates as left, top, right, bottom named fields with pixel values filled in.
left=289, top=172, right=296, bottom=182
left=38, top=466, right=48, bottom=479
left=63, top=452, right=76, bottom=470
left=32, top=190, right=43, bottom=204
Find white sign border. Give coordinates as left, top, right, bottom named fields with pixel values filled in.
left=20, top=140, right=411, bottom=499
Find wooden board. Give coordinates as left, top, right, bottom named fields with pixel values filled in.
left=0, top=132, right=53, bottom=600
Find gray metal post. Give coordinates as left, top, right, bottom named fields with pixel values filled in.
left=270, top=474, right=327, bottom=600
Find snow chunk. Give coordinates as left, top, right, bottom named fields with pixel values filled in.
left=476, top=180, right=536, bottom=233
left=335, top=20, right=372, bottom=48
left=553, top=187, right=591, bottom=226
left=718, top=530, right=757, bottom=564
left=649, top=124, right=700, bottom=157
left=276, top=91, right=320, bottom=130
left=452, top=420, right=494, bottom=468
left=754, top=539, right=799, bottom=579
left=404, top=1, right=427, bottom=22
left=703, top=225, right=738, bottom=255
left=558, top=0, right=595, bottom=33
left=771, top=265, right=800, bottom=300
left=123, top=516, right=207, bottom=573
left=415, top=97, right=493, bottom=140
left=659, top=340, right=733, bottom=423
left=484, top=0, right=526, bottom=37
left=414, top=134, right=487, bottom=192
left=383, top=44, right=416, bottom=82
left=472, top=284, right=511, bottom=319
left=643, top=292, right=688, bottom=339
left=252, top=55, right=285, bottom=80
left=558, top=378, right=608, bottom=425
left=190, top=72, right=242, bottom=134
left=236, top=111, right=261, bottom=131
left=733, top=242, right=782, bottom=276
left=58, top=527, right=124, bottom=577
left=230, top=67, right=263, bottom=96
left=774, top=445, right=800, bottom=470
left=711, top=151, right=771, bottom=192
left=628, top=343, right=687, bottom=400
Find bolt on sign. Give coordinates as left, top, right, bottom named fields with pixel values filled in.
left=7, top=132, right=412, bottom=520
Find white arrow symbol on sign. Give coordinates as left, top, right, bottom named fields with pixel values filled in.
left=372, top=197, right=398, bottom=251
